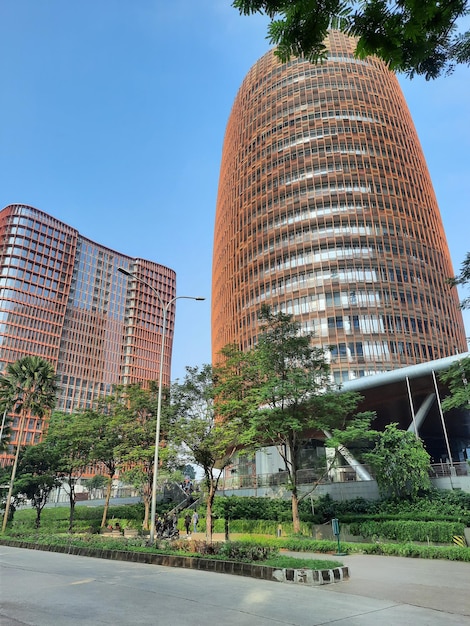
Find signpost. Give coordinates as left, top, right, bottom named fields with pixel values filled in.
left=332, top=518, right=346, bottom=556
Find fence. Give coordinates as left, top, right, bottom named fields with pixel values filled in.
left=219, top=462, right=469, bottom=491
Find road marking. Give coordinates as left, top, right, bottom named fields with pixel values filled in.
left=70, top=578, right=95, bottom=585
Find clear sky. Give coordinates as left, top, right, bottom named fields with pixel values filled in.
left=1, top=1, right=469, bottom=381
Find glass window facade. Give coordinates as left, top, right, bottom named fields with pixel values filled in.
left=212, top=31, right=467, bottom=381
left=0, top=204, right=176, bottom=453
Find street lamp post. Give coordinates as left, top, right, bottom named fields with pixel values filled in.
left=118, top=267, right=204, bottom=544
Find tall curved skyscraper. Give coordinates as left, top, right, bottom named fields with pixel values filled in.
left=212, top=31, right=467, bottom=383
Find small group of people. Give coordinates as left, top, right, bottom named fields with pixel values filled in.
left=155, top=512, right=179, bottom=539
left=155, top=510, right=199, bottom=539
left=183, top=510, right=199, bottom=536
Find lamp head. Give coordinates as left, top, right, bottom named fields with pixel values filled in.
left=118, top=267, right=133, bottom=277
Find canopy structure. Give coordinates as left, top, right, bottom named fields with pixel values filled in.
left=341, top=353, right=470, bottom=463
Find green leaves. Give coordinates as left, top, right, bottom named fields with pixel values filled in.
left=448, top=251, right=470, bottom=310
left=171, top=364, right=238, bottom=474
left=214, top=306, right=370, bottom=532
left=439, top=357, right=470, bottom=412
left=0, top=356, right=57, bottom=419
left=232, top=0, right=470, bottom=78
left=364, top=423, right=432, bottom=499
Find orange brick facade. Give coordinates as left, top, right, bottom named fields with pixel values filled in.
left=212, top=32, right=467, bottom=384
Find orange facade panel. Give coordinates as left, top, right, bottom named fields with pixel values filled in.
left=0, top=204, right=176, bottom=455
left=212, top=32, right=467, bottom=384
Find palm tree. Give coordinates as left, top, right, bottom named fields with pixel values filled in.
left=0, top=356, right=57, bottom=531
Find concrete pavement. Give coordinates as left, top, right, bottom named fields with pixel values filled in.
left=1, top=545, right=469, bottom=625
left=284, top=550, right=470, bottom=617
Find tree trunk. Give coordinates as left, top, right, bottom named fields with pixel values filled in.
left=206, top=479, right=216, bottom=543
left=1, top=413, right=26, bottom=532
left=68, top=477, right=76, bottom=533
left=35, top=507, right=41, bottom=529
left=287, top=439, right=301, bottom=534
left=142, top=481, right=151, bottom=530
left=101, top=476, right=113, bottom=528
left=291, top=489, right=300, bottom=534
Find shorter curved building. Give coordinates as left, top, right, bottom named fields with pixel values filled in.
left=0, top=203, right=176, bottom=456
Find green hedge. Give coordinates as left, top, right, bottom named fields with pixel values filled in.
left=348, top=519, right=465, bottom=543
left=2, top=533, right=468, bottom=563
left=186, top=518, right=312, bottom=536
left=10, top=489, right=470, bottom=538
left=210, top=491, right=470, bottom=525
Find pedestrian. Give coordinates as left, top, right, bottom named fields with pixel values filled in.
left=184, top=513, right=191, bottom=536
left=192, top=510, right=199, bottom=533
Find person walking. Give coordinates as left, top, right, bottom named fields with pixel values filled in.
left=184, top=513, right=191, bottom=536
left=192, top=510, right=199, bottom=534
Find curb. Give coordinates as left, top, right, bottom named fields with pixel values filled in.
left=0, top=539, right=348, bottom=586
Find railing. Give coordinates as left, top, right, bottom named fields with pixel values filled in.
left=219, top=466, right=368, bottom=491
left=219, top=462, right=469, bottom=491
left=429, top=462, right=469, bottom=477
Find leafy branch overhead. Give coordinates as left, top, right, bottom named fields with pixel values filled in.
left=233, top=0, right=470, bottom=79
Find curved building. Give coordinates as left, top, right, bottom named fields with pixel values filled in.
left=0, top=204, right=176, bottom=456
left=212, top=31, right=467, bottom=384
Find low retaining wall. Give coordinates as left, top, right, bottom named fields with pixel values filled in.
left=0, top=539, right=348, bottom=586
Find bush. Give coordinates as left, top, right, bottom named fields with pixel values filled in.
left=11, top=503, right=144, bottom=533
left=348, top=520, right=465, bottom=543
left=154, top=538, right=279, bottom=561
left=211, top=491, right=470, bottom=526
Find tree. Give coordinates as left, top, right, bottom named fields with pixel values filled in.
left=87, top=474, right=107, bottom=497
left=0, top=395, right=12, bottom=452
left=79, top=392, right=130, bottom=528
left=233, top=0, right=470, bottom=79
left=181, top=464, right=196, bottom=480
left=46, top=411, right=93, bottom=532
left=215, top=306, right=372, bottom=533
left=449, top=251, right=470, bottom=310
left=0, top=356, right=57, bottom=532
left=13, top=442, right=61, bottom=528
left=115, top=384, right=171, bottom=531
left=364, top=423, right=431, bottom=499
left=439, top=356, right=470, bottom=412
left=170, top=364, right=243, bottom=542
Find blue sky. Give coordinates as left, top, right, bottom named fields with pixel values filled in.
left=1, top=1, right=469, bottom=381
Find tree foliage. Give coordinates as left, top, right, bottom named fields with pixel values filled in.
left=215, top=306, right=374, bottom=533
left=0, top=356, right=57, bottom=421
left=439, top=356, right=470, bottom=413
left=233, top=0, right=470, bottom=79
left=363, top=423, right=432, bottom=500
left=13, top=442, right=61, bottom=528
left=0, top=356, right=57, bottom=531
left=46, top=410, right=93, bottom=531
left=449, top=251, right=470, bottom=310
left=170, top=364, right=242, bottom=542
left=114, top=384, right=173, bottom=530
left=79, top=391, right=134, bottom=528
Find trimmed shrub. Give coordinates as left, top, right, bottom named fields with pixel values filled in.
left=348, top=519, right=465, bottom=543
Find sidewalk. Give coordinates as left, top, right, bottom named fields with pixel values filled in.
left=283, top=550, right=470, bottom=617
left=183, top=533, right=470, bottom=617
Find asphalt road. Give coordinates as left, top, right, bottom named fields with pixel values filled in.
left=0, top=546, right=469, bottom=625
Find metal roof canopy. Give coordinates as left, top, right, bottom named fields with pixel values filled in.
left=341, top=352, right=470, bottom=396
left=339, top=352, right=470, bottom=462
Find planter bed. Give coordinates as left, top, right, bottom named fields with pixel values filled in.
left=0, top=538, right=348, bottom=586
